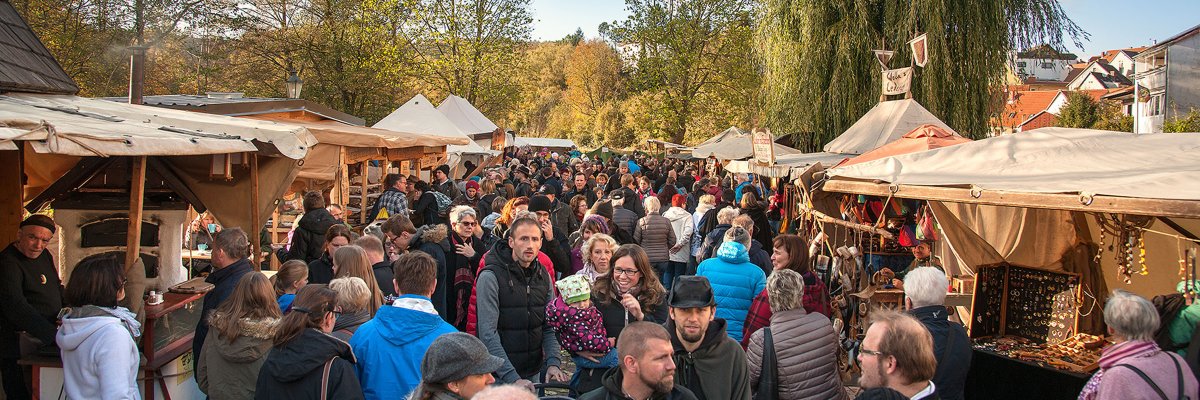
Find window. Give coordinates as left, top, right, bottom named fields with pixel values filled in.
left=1041, top=62, right=1054, bottom=69
left=1148, top=94, right=1164, bottom=116
left=1017, top=61, right=1027, bottom=68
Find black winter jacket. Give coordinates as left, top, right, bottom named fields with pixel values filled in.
left=910, top=305, right=970, bottom=400
left=286, top=208, right=337, bottom=263
left=254, top=328, right=363, bottom=400
left=578, top=368, right=698, bottom=400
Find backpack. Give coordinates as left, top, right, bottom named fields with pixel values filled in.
left=431, top=191, right=454, bottom=217
left=1153, top=293, right=1189, bottom=351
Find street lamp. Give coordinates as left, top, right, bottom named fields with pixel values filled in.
left=285, top=70, right=303, bottom=99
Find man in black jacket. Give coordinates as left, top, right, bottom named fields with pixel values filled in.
left=904, top=267, right=970, bottom=400
left=527, top=195, right=572, bottom=277
left=194, top=228, right=255, bottom=365
left=382, top=215, right=449, bottom=317
left=285, top=192, right=337, bottom=263
left=0, top=215, right=63, bottom=400
left=666, top=276, right=751, bottom=400
left=433, top=164, right=460, bottom=199
left=354, top=235, right=395, bottom=298
left=579, top=322, right=698, bottom=400
left=564, top=172, right=598, bottom=208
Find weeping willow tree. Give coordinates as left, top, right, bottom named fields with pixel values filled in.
left=757, top=1, right=1086, bottom=148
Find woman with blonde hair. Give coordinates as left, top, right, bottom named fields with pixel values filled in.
left=577, top=233, right=617, bottom=282
left=333, top=245, right=384, bottom=316
left=198, top=273, right=281, bottom=399
left=328, top=277, right=371, bottom=341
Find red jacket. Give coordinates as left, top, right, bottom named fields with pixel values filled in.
left=741, top=272, right=831, bottom=348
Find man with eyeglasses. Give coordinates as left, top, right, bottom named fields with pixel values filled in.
left=666, top=275, right=751, bottom=400
left=0, top=215, right=63, bottom=400
left=857, top=309, right=940, bottom=400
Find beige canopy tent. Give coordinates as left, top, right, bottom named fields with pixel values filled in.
left=692, top=126, right=802, bottom=161
left=822, top=99, right=957, bottom=155
left=823, top=127, right=1200, bottom=332
left=374, top=94, right=496, bottom=179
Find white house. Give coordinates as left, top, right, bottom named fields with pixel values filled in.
left=1010, top=45, right=1079, bottom=82
left=1134, top=24, right=1200, bottom=133
left=1066, top=60, right=1132, bottom=90
left=1102, top=48, right=1143, bottom=77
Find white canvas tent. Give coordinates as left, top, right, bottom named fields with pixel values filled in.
left=374, top=94, right=496, bottom=175
left=823, top=127, right=1200, bottom=314
left=692, top=126, right=802, bottom=160
left=437, top=94, right=498, bottom=134
left=823, top=99, right=956, bottom=155
left=512, top=136, right=577, bottom=150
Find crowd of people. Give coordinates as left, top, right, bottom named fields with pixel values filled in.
left=0, top=148, right=1197, bottom=400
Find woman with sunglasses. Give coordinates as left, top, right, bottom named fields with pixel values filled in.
left=255, top=285, right=364, bottom=400
left=574, top=244, right=669, bottom=393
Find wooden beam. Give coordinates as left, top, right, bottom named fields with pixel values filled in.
left=359, top=161, right=368, bottom=225
left=147, top=157, right=207, bottom=212
left=250, top=153, right=262, bottom=270
left=125, top=156, right=146, bottom=273
left=24, top=157, right=114, bottom=213
left=823, top=180, right=1200, bottom=219
left=0, top=150, right=22, bottom=244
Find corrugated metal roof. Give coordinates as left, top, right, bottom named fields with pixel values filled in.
left=101, top=94, right=367, bottom=126
left=0, top=0, right=78, bottom=94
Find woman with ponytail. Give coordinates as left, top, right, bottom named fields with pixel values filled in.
left=254, top=285, right=364, bottom=400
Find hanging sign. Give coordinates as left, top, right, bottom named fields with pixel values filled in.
left=490, top=128, right=506, bottom=151
left=881, top=67, right=914, bottom=96
left=873, top=50, right=895, bottom=69
left=751, top=128, right=776, bottom=165
left=909, top=33, right=929, bottom=67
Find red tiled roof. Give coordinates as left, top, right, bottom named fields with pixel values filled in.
left=1101, top=47, right=1148, bottom=62
left=998, top=89, right=1060, bottom=129
left=1019, top=111, right=1059, bottom=131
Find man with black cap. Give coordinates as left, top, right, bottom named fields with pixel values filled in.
left=434, top=164, right=460, bottom=199
left=609, top=191, right=639, bottom=239
left=666, top=276, right=751, bottom=400
left=0, top=215, right=63, bottom=400
left=513, top=166, right=534, bottom=198
left=527, top=195, right=572, bottom=276
left=410, top=332, right=506, bottom=399
left=539, top=182, right=578, bottom=237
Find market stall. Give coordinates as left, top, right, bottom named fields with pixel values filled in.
left=374, top=94, right=496, bottom=179
left=0, top=92, right=316, bottom=400
left=823, top=127, right=1200, bottom=399
left=691, top=126, right=802, bottom=161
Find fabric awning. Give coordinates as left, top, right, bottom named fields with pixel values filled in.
left=824, top=99, right=956, bottom=155
left=0, top=93, right=315, bottom=159
left=826, top=127, right=1200, bottom=201
left=437, top=94, right=498, bottom=135
left=724, top=152, right=848, bottom=178
left=512, top=136, right=577, bottom=149
left=248, top=116, right=466, bottom=148
left=838, top=124, right=971, bottom=167
left=691, top=127, right=802, bottom=161
left=373, top=94, right=492, bottom=156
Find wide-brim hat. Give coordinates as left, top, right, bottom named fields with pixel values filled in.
left=669, top=276, right=716, bottom=308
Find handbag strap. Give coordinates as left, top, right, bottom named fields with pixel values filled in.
left=1113, top=356, right=1185, bottom=400
left=756, top=327, right=778, bottom=400
left=321, top=356, right=337, bottom=400
left=933, top=325, right=956, bottom=379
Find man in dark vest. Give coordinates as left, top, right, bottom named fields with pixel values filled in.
left=0, top=215, right=63, bottom=400
left=475, top=217, right=567, bottom=391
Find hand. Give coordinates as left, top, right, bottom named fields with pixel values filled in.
left=620, top=293, right=644, bottom=320
left=670, top=244, right=682, bottom=252
left=576, top=351, right=603, bottom=363
left=540, top=219, right=555, bottom=241
left=514, top=379, right=536, bottom=392
left=545, top=365, right=568, bottom=382
left=455, top=243, right=476, bottom=259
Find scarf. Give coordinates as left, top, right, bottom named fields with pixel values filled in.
left=1078, top=340, right=1161, bottom=400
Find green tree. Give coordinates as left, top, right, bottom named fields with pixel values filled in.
left=1163, top=108, right=1200, bottom=133
left=602, top=0, right=757, bottom=145
left=1056, top=92, right=1100, bottom=128
left=564, top=39, right=622, bottom=118
left=757, top=0, right=1087, bottom=149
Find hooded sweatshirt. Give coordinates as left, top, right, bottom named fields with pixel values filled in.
left=286, top=208, right=338, bottom=263
left=255, top=328, right=364, bottom=400
left=56, top=306, right=140, bottom=400
left=197, top=315, right=279, bottom=400
left=696, top=242, right=766, bottom=343
left=409, top=224, right=449, bottom=317
left=667, top=318, right=751, bottom=400
left=350, top=295, right=457, bottom=400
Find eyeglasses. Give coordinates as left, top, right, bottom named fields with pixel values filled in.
left=613, top=268, right=640, bottom=276
left=859, top=347, right=887, bottom=357
left=457, top=221, right=478, bottom=227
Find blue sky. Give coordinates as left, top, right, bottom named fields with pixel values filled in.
left=530, top=0, right=1200, bottom=58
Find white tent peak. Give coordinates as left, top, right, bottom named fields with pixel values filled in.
left=823, top=99, right=956, bottom=155
left=437, top=94, right=498, bottom=134
left=373, top=94, right=494, bottom=157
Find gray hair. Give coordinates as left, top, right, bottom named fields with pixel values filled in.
left=643, top=196, right=661, bottom=214
left=449, top=205, right=476, bottom=224
left=903, top=267, right=948, bottom=308
left=767, top=269, right=806, bottom=312
left=212, top=227, right=250, bottom=260
left=716, top=206, right=740, bottom=224
left=581, top=233, right=617, bottom=266
left=473, top=385, right=537, bottom=400
left=1104, top=290, right=1159, bottom=342
left=723, top=225, right=752, bottom=247
left=329, top=276, right=370, bottom=313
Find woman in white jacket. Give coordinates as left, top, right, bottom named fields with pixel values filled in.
left=57, top=256, right=140, bottom=400
left=662, top=194, right=694, bottom=291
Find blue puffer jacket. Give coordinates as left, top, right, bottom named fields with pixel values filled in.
left=696, top=241, right=766, bottom=343
left=350, top=295, right=458, bottom=400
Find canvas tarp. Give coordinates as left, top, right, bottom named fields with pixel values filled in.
left=437, top=94, right=498, bottom=134
left=838, top=124, right=971, bottom=167
left=512, top=136, right=577, bottom=149
left=823, top=99, right=956, bottom=155
left=373, top=94, right=494, bottom=157
left=0, top=93, right=315, bottom=159
left=249, top=116, right=466, bottom=149
left=826, top=127, right=1200, bottom=201
left=692, top=127, right=802, bottom=161
left=724, top=152, right=848, bottom=178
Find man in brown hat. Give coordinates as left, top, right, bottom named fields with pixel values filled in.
left=666, top=275, right=751, bottom=400
left=0, top=215, right=64, bottom=399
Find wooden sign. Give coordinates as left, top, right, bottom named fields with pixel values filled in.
left=751, top=128, right=776, bottom=165
left=490, top=128, right=506, bottom=151
left=420, top=152, right=446, bottom=167
left=909, top=33, right=928, bottom=67
left=882, top=67, right=913, bottom=96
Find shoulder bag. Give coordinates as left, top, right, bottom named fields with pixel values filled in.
left=754, top=328, right=779, bottom=400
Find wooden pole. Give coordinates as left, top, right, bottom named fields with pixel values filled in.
left=125, top=156, right=146, bottom=273
left=250, top=153, right=262, bottom=270
left=0, top=149, right=22, bottom=245
left=359, top=161, right=368, bottom=225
